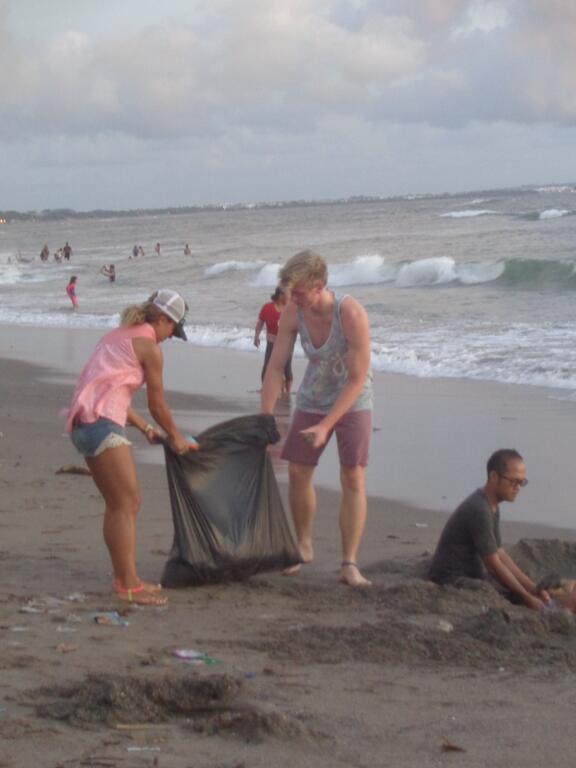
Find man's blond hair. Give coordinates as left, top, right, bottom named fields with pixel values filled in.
left=279, top=250, right=327, bottom=290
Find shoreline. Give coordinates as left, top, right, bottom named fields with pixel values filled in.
left=2, top=322, right=576, bottom=529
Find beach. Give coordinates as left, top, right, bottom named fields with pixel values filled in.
left=3, top=329, right=576, bottom=767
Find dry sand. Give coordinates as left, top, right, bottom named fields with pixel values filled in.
left=2, top=350, right=576, bottom=767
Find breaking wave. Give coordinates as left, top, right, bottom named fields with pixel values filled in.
left=204, top=259, right=266, bottom=277
left=248, top=255, right=576, bottom=290
left=440, top=209, right=498, bottom=218
left=518, top=209, right=575, bottom=221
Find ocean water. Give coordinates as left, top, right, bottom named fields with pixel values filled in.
left=2, top=185, right=576, bottom=394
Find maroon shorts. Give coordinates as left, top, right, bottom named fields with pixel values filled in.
left=281, top=409, right=372, bottom=468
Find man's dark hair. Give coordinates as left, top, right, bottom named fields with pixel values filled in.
left=487, top=449, right=523, bottom=477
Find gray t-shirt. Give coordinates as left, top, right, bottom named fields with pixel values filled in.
left=429, top=489, right=501, bottom=584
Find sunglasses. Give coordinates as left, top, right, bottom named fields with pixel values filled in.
left=498, top=474, right=528, bottom=488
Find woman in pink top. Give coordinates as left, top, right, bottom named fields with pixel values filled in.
left=67, top=289, right=194, bottom=606
left=66, top=276, right=78, bottom=310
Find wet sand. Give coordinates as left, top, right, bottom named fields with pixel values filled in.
left=2, top=349, right=576, bottom=767
left=3, top=322, right=576, bottom=528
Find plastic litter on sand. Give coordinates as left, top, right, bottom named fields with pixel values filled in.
left=93, top=611, right=130, bottom=627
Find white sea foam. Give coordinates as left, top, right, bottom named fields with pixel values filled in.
left=440, top=210, right=497, bottom=218
left=204, top=259, right=266, bottom=277
left=0, top=301, right=574, bottom=392
left=329, top=255, right=396, bottom=287
left=250, top=263, right=283, bottom=287
left=539, top=209, right=571, bottom=219
left=0, top=263, right=24, bottom=285
left=0, top=261, right=68, bottom=285
left=181, top=317, right=576, bottom=392
left=250, top=255, right=505, bottom=290
left=0, top=307, right=117, bottom=329
left=371, top=323, right=576, bottom=390
left=182, top=323, right=256, bottom=352
left=396, top=257, right=456, bottom=287
left=182, top=323, right=305, bottom=357
left=395, top=258, right=503, bottom=287
left=456, top=260, right=505, bottom=284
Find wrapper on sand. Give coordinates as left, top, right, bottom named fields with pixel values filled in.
left=161, top=414, right=301, bottom=586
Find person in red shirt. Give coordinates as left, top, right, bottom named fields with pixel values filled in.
left=66, top=276, right=78, bottom=310
left=254, top=287, right=293, bottom=394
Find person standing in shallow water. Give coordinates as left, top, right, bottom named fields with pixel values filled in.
left=254, top=287, right=293, bottom=394
left=66, top=289, right=195, bottom=606
left=66, top=276, right=78, bottom=310
left=100, top=264, right=116, bottom=282
left=261, top=250, right=374, bottom=587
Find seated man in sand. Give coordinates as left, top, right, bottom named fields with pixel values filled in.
left=429, top=449, right=550, bottom=611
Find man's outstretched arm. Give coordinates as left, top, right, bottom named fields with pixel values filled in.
left=484, top=551, right=545, bottom=610
left=498, top=549, right=550, bottom=602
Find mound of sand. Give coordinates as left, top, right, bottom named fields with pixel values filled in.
left=191, top=709, right=315, bottom=743
left=508, top=539, right=576, bottom=582
left=29, top=673, right=242, bottom=727
left=237, top=564, right=576, bottom=672
left=26, top=671, right=319, bottom=744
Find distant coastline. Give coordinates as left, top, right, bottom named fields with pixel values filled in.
left=2, top=183, right=575, bottom=223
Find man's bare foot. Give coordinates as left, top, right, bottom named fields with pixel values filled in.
left=283, top=541, right=313, bottom=576
left=283, top=563, right=303, bottom=576
left=339, top=561, right=371, bottom=587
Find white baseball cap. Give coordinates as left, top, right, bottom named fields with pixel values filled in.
left=149, top=289, right=188, bottom=340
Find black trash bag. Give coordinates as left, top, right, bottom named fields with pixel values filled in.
left=161, top=414, right=302, bottom=587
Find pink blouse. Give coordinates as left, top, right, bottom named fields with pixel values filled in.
left=66, top=323, right=156, bottom=432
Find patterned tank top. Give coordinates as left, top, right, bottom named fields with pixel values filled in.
left=296, top=292, right=373, bottom=414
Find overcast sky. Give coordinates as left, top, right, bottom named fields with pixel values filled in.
left=1, top=0, right=575, bottom=210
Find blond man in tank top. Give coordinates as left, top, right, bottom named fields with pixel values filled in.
left=261, top=251, right=373, bottom=587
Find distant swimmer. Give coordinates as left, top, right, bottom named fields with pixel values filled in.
left=40, top=244, right=49, bottom=262
left=63, top=242, right=72, bottom=261
left=100, top=264, right=116, bottom=282
left=54, top=248, right=63, bottom=263
left=184, top=243, right=192, bottom=256
left=131, top=244, right=138, bottom=259
left=66, top=276, right=79, bottom=310
left=155, top=242, right=161, bottom=257
left=138, top=245, right=145, bottom=257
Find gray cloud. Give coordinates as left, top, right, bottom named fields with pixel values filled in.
left=0, top=0, right=426, bottom=140
left=1, top=0, right=576, bottom=209
left=2, top=0, right=576, bottom=142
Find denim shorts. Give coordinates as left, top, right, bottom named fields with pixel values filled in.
left=70, top=417, right=132, bottom=458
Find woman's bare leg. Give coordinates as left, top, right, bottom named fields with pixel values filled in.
left=86, top=445, right=165, bottom=603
